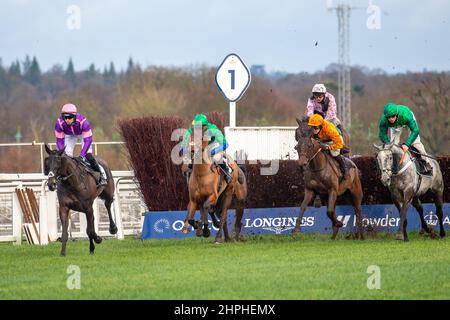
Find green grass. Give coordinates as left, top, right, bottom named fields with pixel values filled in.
left=1, top=233, right=449, bottom=299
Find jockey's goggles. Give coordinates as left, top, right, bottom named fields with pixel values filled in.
left=313, top=93, right=325, bottom=98
left=312, top=126, right=321, bottom=130
left=63, top=113, right=76, bottom=120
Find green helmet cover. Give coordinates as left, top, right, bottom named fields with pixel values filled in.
left=384, top=103, right=399, bottom=118
left=192, top=114, right=208, bottom=126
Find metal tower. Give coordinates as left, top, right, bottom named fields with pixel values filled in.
left=329, top=2, right=352, bottom=129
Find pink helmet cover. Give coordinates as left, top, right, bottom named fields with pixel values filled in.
left=61, top=103, right=77, bottom=114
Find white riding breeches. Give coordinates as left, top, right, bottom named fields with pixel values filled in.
left=63, top=135, right=92, bottom=157
left=388, top=126, right=429, bottom=163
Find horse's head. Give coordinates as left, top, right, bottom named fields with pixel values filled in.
left=44, top=144, right=65, bottom=191
left=295, top=116, right=315, bottom=166
left=296, top=135, right=321, bottom=167
left=295, top=116, right=311, bottom=142
left=374, top=143, right=394, bottom=187
left=187, top=125, right=211, bottom=165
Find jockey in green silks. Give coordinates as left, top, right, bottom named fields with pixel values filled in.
left=181, top=114, right=233, bottom=183
left=378, top=103, right=432, bottom=173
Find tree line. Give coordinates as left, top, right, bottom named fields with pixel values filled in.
left=0, top=56, right=448, bottom=172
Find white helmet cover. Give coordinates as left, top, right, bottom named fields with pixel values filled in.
left=312, top=83, right=327, bottom=94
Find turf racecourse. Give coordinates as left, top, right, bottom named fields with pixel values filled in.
left=1, top=233, right=449, bottom=300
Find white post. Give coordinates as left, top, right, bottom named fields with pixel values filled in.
left=39, top=194, right=48, bottom=245
left=79, top=211, right=87, bottom=237
left=229, top=101, right=236, bottom=128
left=93, top=199, right=99, bottom=234
left=113, top=179, right=124, bottom=240
left=46, top=191, right=58, bottom=241
left=12, top=191, right=22, bottom=245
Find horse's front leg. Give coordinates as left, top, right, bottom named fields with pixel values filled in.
left=396, top=200, right=411, bottom=242
left=326, top=190, right=340, bottom=240
left=59, top=206, right=70, bottom=257
left=199, top=206, right=210, bottom=238
left=182, top=201, right=198, bottom=234
left=204, top=193, right=220, bottom=228
left=293, top=189, right=315, bottom=235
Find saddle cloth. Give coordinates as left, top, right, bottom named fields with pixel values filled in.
left=74, top=158, right=107, bottom=184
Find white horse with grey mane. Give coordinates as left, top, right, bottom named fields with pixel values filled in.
left=374, top=142, right=446, bottom=241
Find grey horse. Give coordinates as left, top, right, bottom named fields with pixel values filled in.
left=374, top=142, right=446, bottom=241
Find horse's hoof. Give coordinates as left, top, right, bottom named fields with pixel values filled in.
left=430, top=231, right=438, bottom=239
left=313, top=199, right=322, bottom=208
left=214, top=240, right=221, bottom=245
left=94, top=236, right=102, bottom=244
left=181, top=228, right=190, bottom=234
left=335, top=221, right=344, bottom=228
left=440, top=232, right=446, bottom=238
left=196, top=229, right=203, bottom=237
left=60, top=252, right=66, bottom=257
left=395, top=234, right=404, bottom=241
left=109, top=225, right=118, bottom=235
left=203, top=229, right=211, bottom=238
left=419, top=228, right=426, bottom=235
left=90, top=251, right=95, bottom=255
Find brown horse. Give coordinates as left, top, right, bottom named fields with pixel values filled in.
left=44, top=144, right=118, bottom=256
left=181, top=139, right=247, bottom=243
left=292, top=117, right=364, bottom=240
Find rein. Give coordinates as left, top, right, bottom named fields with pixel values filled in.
left=304, top=137, right=326, bottom=172
left=58, top=172, right=74, bottom=181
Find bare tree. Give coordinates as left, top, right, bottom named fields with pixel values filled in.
left=409, top=74, right=450, bottom=155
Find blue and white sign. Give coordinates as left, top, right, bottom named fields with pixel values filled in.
left=215, top=53, right=251, bottom=103
left=141, top=204, right=450, bottom=240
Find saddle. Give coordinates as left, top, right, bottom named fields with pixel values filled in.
left=74, top=158, right=103, bottom=184
left=409, top=146, right=433, bottom=176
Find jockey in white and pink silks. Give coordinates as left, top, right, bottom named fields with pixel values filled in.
left=54, top=103, right=106, bottom=185
left=305, top=84, right=342, bottom=131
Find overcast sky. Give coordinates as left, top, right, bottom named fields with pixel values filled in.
left=1, top=0, right=450, bottom=73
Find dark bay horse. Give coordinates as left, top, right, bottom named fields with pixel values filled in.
left=374, top=142, right=445, bottom=241
left=181, top=138, right=247, bottom=243
left=44, top=144, right=118, bottom=256
left=293, top=117, right=364, bottom=239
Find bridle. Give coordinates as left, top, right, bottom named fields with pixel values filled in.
left=47, top=155, right=74, bottom=184
left=377, top=147, right=413, bottom=177
left=299, top=137, right=325, bottom=171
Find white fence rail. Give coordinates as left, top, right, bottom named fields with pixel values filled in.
left=0, top=171, right=145, bottom=245
left=225, top=126, right=298, bottom=160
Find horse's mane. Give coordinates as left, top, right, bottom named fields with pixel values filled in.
left=383, top=143, right=412, bottom=173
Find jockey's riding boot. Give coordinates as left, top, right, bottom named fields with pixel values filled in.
left=335, top=154, right=349, bottom=181
left=85, top=153, right=107, bottom=186
left=218, top=158, right=233, bottom=183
